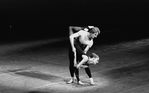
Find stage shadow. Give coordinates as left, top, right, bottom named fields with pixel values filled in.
left=15, top=71, right=61, bottom=82
left=27, top=91, right=50, bottom=93
left=103, top=60, right=149, bottom=79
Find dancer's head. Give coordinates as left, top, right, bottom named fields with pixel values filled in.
left=88, top=53, right=99, bottom=64
left=88, top=27, right=100, bottom=39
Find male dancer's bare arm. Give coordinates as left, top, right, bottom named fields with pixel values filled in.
left=69, top=31, right=81, bottom=66
left=69, top=26, right=83, bottom=36
left=84, top=40, right=93, bottom=54
left=69, top=32, right=80, bottom=52
left=84, top=46, right=90, bottom=54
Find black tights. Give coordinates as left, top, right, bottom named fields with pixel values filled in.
left=85, top=67, right=92, bottom=78
left=69, top=48, right=92, bottom=82
left=74, top=67, right=92, bottom=82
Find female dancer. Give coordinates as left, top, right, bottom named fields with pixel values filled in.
left=76, top=53, right=99, bottom=69
left=76, top=51, right=99, bottom=85
left=68, top=26, right=100, bottom=85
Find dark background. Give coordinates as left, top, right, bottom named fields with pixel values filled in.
left=0, top=0, right=149, bottom=43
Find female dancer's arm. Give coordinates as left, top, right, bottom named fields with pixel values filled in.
left=77, top=55, right=88, bottom=69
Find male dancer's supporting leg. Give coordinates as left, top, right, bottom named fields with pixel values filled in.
left=67, top=47, right=75, bottom=84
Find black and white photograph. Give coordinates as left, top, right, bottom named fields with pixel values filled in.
left=0, top=0, right=149, bottom=93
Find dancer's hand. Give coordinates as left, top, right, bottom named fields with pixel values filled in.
left=80, top=65, right=88, bottom=68
left=77, top=65, right=88, bottom=69
left=76, top=64, right=81, bottom=69
left=84, top=51, right=87, bottom=54
left=88, top=26, right=94, bottom=28
left=72, top=47, right=76, bottom=53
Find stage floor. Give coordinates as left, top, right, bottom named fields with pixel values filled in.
left=0, top=37, right=149, bottom=93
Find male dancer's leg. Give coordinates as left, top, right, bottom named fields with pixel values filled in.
left=67, top=48, right=75, bottom=84
left=69, top=50, right=74, bottom=77
left=74, top=67, right=80, bottom=82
